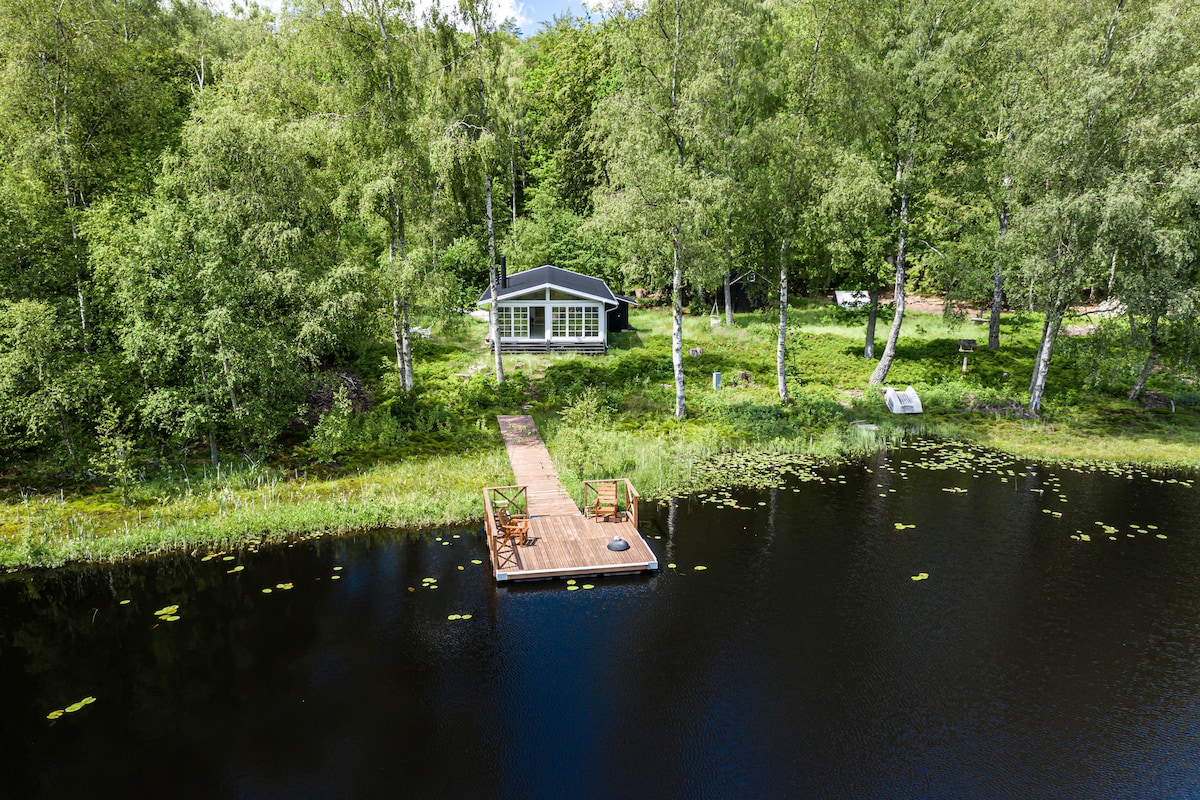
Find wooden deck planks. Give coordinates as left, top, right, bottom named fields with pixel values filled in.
left=488, top=415, right=658, bottom=582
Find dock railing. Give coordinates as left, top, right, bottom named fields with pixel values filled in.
left=582, top=478, right=640, bottom=529
left=483, top=485, right=527, bottom=570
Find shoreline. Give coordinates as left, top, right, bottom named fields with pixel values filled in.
left=4, top=419, right=1198, bottom=573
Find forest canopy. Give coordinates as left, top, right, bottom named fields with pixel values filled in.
left=1, top=0, right=1197, bottom=475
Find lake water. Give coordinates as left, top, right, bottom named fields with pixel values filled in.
left=3, top=441, right=1200, bottom=798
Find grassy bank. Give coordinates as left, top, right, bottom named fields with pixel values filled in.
left=4, top=299, right=1199, bottom=570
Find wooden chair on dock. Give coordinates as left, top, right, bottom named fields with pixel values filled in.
left=496, top=508, right=530, bottom=547
left=590, top=481, right=620, bottom=522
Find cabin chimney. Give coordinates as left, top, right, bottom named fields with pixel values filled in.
left=499, top=254, right=508, bottom=289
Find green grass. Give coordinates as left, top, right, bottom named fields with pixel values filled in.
left=4, top=297, right=1199, bottom=570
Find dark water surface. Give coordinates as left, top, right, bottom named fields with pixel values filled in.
left=4, top=441, right=1200, bottom=799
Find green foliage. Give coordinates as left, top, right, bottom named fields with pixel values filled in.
left=309, top=387, right=356, bottom=463
left=89, top=398, right=138, bottom=506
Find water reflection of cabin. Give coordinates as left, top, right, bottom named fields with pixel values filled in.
left=477, top=264, right=636, bottom=354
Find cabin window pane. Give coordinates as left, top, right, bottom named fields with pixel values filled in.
left=498, top=307, right=529, bottom=338
left=551, top=305, right=599, bottom=338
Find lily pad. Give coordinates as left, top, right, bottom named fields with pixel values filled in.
left=567, top=586, right=579, bottom=591
left=448, top=614, right=462, bottom=620
left=694, top=565, right=708, bottom=571
left=161, top=615, right=180, bottom=622
left=911, top=572, right=930, bottom=581
left=333, top=566, right=344, bottom=571
left=46, top=709, right=64, bottom=720
left=262, top=588, right=273, bottom=594
left=119, top=600, right=131, bottom=605
left=667, top=563, right=677, bottom=569
left=153, top=605, right=179, bottom=617
left=331, top=575, right=341, bottom=580
left=582, top=584, right=595, bottom=589
left=227, top=565, right=244, bottom=573
left=471, top=559, right=483, bottom=565
left=461, top=614, right=472, bottom=620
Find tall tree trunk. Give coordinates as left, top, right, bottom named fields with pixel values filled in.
left=724, top=272, right=734, bottom=325
left=486, top=173, right=504, bottom=383
left=865, top=282, right=879, bottom=359
left=724, top=213, right=734, bottom=325
left=1028, top=297, right=1066, bottom=416
left=1105, top=248, right=1118, bottom=299
left=510, top=123, right=518, bottom=228
left=199, top=360, right=218, bottom=468
left=869, top=188, right=910, bottom=386
left=672, top=224, right=685, bottom=419
left=777, top=243, right=790, bottom=402
left=988, top=171, right=1010, bottom=350
left=1128, top=312, right=1159, bottom=401
left=393, top=292, right=414, bottom=392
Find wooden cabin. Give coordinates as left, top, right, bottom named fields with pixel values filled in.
left=477, top=265, right=635, bottom=354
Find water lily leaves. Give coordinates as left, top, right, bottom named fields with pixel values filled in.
left=582, top=584, right=595, bottom=590
left=48, top=696, right=96, bottom=721
left=462, top=614, right=472, bottom=620
left=1157, top=534, right=1168, bottom=539
left=331, top=575, right=341, bottom=580
left=119, top=600, right=131, bottom=606
left=566, top=579, right=576, bottom=585
left=448, top=614, right=462, bottom=620
left=262, top=588, right=273, bottom=594
left=227, top=565, right=244, bottom=573
left=153, top=605, right=179, bottom=619
left=275, top=582, right=294, bottom=591
left=457, top=565, right=465, bottom=571
left=222, top=556, right=235, bottom=562
left=694, top=566, right=708, bottom=571
left=333, top=566, right=344, bottom=571
left=667, top=563, right=677, bottom=569
left=471, top=559, right=483, bottom=565
left=911, top=572, right=929, bottom=581
left=893, top=523, right=916, bottom=531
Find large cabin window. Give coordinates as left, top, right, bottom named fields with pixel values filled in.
left=498, top=306, right=530, bottom=338
left=551, top=305, right=599, bottom=338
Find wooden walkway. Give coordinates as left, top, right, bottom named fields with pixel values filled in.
left=485, top=415, right=659, bottom=582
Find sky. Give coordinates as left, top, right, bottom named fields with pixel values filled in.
left=215, top=0, right=595, bottom=36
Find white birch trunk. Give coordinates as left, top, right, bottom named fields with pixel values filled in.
left=777, top=240, right=790, bottom=402
left=1028, top=302, right=1064, bottom=415
left=869, top=191, right=909, bottom=386
left=672, top=224, right=686, bottom=419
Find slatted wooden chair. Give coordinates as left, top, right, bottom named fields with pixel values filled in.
left=591, top=481, right=620, bottom=522
left=496, top=508, right=529, bottom=547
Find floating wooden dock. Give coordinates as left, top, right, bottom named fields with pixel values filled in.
left=483, top=415, right=658, bottom=582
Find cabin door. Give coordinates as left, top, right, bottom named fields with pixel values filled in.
left=530, top=307, right=546, bottom=340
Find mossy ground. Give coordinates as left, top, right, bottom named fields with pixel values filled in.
left=4, top=298, right=1198, bottom=570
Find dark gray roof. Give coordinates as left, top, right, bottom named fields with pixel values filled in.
left=477, top=265, right=618, bottom=306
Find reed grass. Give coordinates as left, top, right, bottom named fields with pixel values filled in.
left=4, top=300, right=1198, bottom=570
